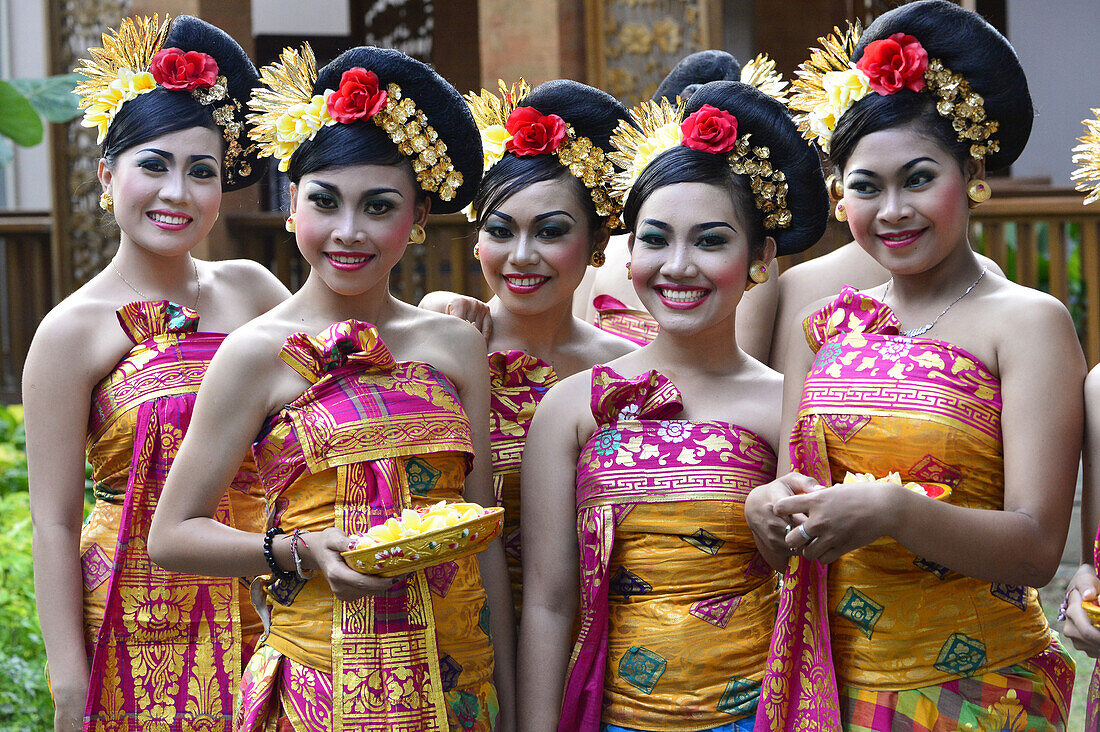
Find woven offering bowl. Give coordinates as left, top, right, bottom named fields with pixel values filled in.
left=1082, top=599, right=1100, bottom=626
left=343, top=502, right=504, bottom=577
left=842, top=471, right=952, bottom=501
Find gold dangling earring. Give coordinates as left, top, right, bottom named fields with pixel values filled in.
left=625, top=262, right=631, bottom=281
left=589, top=250, right=606, bottom=268
left=967, top=179, right=991, bottom=206
left=749, top=260, right=769, bottom=284
left=99, top=191, right=113, bottom=212
left=826, top=174, right=844, bottom=201
left=834, top=201, right=847, bottom=222
left=409, top=223, right=426, bottom=245
left=473, top=244, right=480, bottom=261
left=285, top=214, right=295, bottom=233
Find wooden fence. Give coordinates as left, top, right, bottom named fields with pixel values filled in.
left=4, top=190, right=1100, bottom=401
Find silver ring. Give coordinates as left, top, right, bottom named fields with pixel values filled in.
left=784, top=524, right=793, bottom=534
left=798, top=525, right=815, bottom=543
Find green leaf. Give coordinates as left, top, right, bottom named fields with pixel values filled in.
left=10, top=74, right=82, bottom=123
left=0, top=81, right=42, bottom=147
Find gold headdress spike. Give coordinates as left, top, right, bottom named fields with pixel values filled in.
left=248, top=44, right=462, bottom=200
left=1072, top=109, right=1100, bottom=205
left=788, top=21, right=864, bottom=153
left=74, top=14, right=171, bottom=143
left=609, top=97, right=685, bottom=202
left=740, top=53, right=788, bottom=104
left=465, top=78, right=530, bottom=174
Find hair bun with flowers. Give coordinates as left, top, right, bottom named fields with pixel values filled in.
left=464, top=79, right=621, bottom=227
left=247, top=43, right=469, bottom=206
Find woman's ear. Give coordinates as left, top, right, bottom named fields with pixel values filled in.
left=97, top=158, right=112, bottom=194
left=761, top=236, right=777, bottom=267
left=591, top=223, right=611, bottom=256
left=967, top=157, right=987, bottom=182
left=627, top=232, right=636, bottom=253
left=414, top=195, right=432, bottom=227
left=288, top=182, right=298, bottom=215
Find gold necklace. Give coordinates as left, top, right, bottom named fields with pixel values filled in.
left=112, top=258, right=201, bottom=310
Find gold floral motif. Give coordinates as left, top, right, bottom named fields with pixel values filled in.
left=652, top=18, right=681, bottom=55
left=618, top=23, right=653, bottom=55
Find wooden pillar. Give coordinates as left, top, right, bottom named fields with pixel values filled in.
left=477, top=0, right=586, bottom=87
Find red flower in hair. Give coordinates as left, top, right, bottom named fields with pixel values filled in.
left=505, top=106, right=568, bottom=156
left=856, top=33, right=929, bottom=95
left=680, top=104, right=738, bottom=154
left=150, top=47, right=218, bottom=91
left=326, top=67, right=389, bottom=123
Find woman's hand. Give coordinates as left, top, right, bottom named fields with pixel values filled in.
left=419, top=291, right=493, bottom=338
left=773, top=480, right=900, bottom=564
left=745, top=472, right=821, bottom=569
left=51, top=679, right=87, bottom=732
left=1062, top=563, right=1100, bottom=658
left=306, top=528, right=400, bottom=601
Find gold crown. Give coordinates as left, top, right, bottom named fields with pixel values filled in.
left=247, top=44, right=462, bottom=200
left=1073, top=109, right=1100, bottom=205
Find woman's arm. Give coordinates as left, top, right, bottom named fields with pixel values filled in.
left=418, top=291, right=492, bottom=337
left=147, top=327, right=392, bottom=599
left=23, top=312, right=114, bottom=732
left=1062, top=365, right=1100, bottom=656
left=517, top=377, right=588, bottom=732
left=443, top=325, right=516, bottom=731
left=777, top=296, right=1086, bottom=587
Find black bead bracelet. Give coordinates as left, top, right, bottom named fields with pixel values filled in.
left=263, top=526, right=296, bottom=583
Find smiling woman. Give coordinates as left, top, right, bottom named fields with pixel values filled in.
left=22, top=14, right=289, bottom=732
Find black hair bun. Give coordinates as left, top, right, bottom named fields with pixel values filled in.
left=685, top=81, right=828, bottom=255
left=853, top=0, right=1032, bottom=170
left=164, top=15, right=266, bottom=190
left=313, top=47, right=481, bottom=213
left=517, top=79, right=631, bottom=153
left=653, top=50, right=742, bottom=104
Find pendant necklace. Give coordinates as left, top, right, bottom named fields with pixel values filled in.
left=883, top=266, right=987, bottom=338
left=112, top=257, right=202, bottom=310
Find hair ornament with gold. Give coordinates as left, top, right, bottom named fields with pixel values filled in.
left=610, top=98, right=792, bottom=230
left=739, top=53, right=789, bottom=105
left=1072, top=109, right=1100, bottom=206
left=464, top=78, right=621, bottom=226
left=789, top=20, right=999, bottom=161
left=247, top=43, right=463, bottom=201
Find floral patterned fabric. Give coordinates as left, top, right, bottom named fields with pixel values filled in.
left=592, top=294, right=658, bottom=346
left=488, top=350, right=558, bottom=618
left=237, top=321, right=496, bottom=731
left=80, top=300, right=263, bottom=731
left=561, top=365, right=779, bottom=732
left=755, top=287, right=1071, bottom=731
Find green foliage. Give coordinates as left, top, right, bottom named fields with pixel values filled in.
left=0, top=405, right=54, bottom=729
left=9, top=74, right=83, bottom=124
left=0, top=74, right=81, bottom=169
left=0, top=81, right=42, bottom=147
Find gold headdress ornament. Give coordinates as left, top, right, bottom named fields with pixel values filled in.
left=609, top=89, right=792, bottom=230
left=463, top=79, right=621, bottom=227
left=789, top=21, right=999, bottom=160
left=1072, top=109, right=1100, bottom=205
left=74, top=14, right=255, bottom=183
left=740, top=53, right=789, bottom=105
left=247, top=43, right=463, bottom=201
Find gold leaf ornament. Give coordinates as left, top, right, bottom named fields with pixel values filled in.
left=740, top=53, right=789, bottom=104
left=1073, top=109, right=1100, bottom=205
left=788, top=20, right=865, bottom=153
left=609, top=96, right=685, bottom=198
left=247, top=44, right=329, bottom=172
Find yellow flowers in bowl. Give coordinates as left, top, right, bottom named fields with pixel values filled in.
left=343, top=501, right=504, bottom=577
left=842, top=471, right=952, bottom=501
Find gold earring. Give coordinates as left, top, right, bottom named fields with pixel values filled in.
left=590, top=250, right=606, bottom=268
left=409, top=223, right=426, bottom=245
left=625, top=262, right=631, bottom=280
left=285, top=214, right=295, bottom=233
left=473, top=244, right=480, bottom=260
left=749, top=261, right=769, bottom=284
left=99, top=192, right=113, bottom=212
left=834, top=201, right=847, bottom=222
left=967, top=179, right=991, bottom=205
left=826, top=174, right=844, bottom=200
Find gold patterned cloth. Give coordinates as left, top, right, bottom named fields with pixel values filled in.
left=237, top=320, right=496, bottom=731
left=80, top=300, right=263, bottom=731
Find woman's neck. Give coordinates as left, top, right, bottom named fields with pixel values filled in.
left=487, top=296, right=578, bottom=358
left=293, top=271, right=401, bottom=328
left=645, top=312, right=744, bottom=378
left=884, top=241, right=984, bottom=307
left=111, top=236, right=198, bottom=301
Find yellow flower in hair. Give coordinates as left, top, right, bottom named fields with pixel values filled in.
left=631, top=121, right=682, bottom=180
left=822, top=67, right=871, bottom=119
left=272, top=91, right=334, bottom=171
left=81, top=68, right=157, bottom=143
left=480, top=123, right=512, bottom=170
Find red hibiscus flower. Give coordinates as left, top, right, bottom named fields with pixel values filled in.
left=855, top=33, right=929, bottom=95
left=680, top=104, right=738, bottom=154
left=505, top=106, right=568, bottom=156
left=150, top=47, right=218, bottom=91
left=326, top=67, right=389, bottom=123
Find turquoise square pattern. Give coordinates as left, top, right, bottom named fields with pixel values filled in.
left=406, top=456, right=442, bottom=496
left=836, top=586, right=884, bottom=640
left=933, top=633, right=987, bottom=677
left=717, top=676, right=760, bottom=717
left=618, top=646, right=667, bottom=694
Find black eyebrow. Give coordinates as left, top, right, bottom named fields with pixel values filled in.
left=138, top=148, right=172, bottom=160
left=902, top=156, right=939, bottom=170
left=487, top=210, right=515, bottom=223
left=639, top=218, right=669, bottom=230
left=307, top=183, right=403, bottom=199
left=698, top=221, right=736, bottom=233
left=534, top=210, right=575, bottom=223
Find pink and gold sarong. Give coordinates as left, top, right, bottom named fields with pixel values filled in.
left=755, top=287, right=1073, bottom=731
left=80, top=300, right=264, bottom=731
left=561, top=365, right=779, bottom=731
left=1085, top=537, right=1100, bottom=731
left=488, top=350, right=557, bottom=618
left=592, top=294, right=658, bottom=346
left=236, top=321, right=497, bottom=732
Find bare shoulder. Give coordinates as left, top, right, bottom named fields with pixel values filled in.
left=204, top=259, right=290, bottom=313
left=532, top=367, right=595, bottom=433
left=984, top=277, right=1075, bottom=336
left=1087, top=363, right=1100, bottom=402
left=391, top=304, right=487, bottom=382
left=26, top=286, right=133, bottom=383
left=213, top=311, right=296, bottom=370
left=575, top=320, right=637, bottom=363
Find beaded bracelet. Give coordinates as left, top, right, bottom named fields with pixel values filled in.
left=290, top=529, right=316, bottom=580
left=262, top=526, right=296, bottom=583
